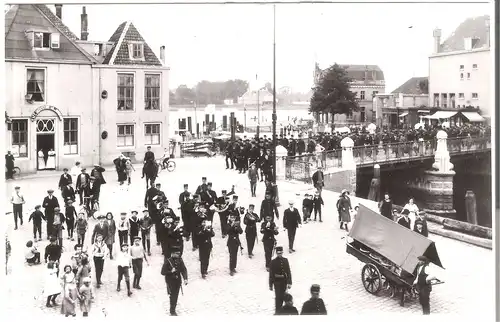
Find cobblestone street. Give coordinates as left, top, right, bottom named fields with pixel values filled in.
left=3, top=157, right=494, bottom=317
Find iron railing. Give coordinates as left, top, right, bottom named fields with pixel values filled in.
left=284, top=154, right=314, bottom=184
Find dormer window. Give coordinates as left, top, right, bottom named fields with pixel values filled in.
left=128, top=41, right=144, bottom=60
left=29, top=31, right=60, bottom=50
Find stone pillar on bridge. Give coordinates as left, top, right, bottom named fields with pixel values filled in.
left=422, top=130, right=457, bottom=218
left=341, top=137, right=357, bottom=196
left=275, top=145, right=287, bottom=181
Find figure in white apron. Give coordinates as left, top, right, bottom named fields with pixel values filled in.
left=38, top=150, right=46, bottom=170
left=46, top=149, right=56, bottom=169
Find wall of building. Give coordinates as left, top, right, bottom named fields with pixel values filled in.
left=396, top=93, right=429, bottom=108
left=429, top=49, right=491, bottom=116
left=4, top=61, right=98, bottom=173
left=97, top=66, right=170, bottom=165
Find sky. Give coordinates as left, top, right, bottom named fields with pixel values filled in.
left=12, top=1, right=491, bottom=93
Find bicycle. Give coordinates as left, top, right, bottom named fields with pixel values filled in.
left=5, top=166, right=21, bottom=179
left=82, top=197, right=99, bottom=219
left=156, top=157, right=176, bottom=173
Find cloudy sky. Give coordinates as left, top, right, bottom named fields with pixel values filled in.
left=27, top=1, right=490, bottom=93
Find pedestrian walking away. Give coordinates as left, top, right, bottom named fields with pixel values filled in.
left=261, top=214, right=279, bottom=271
left=243, top=204, right=260, bottom=258
left=283, top=201, right=301, bottom=253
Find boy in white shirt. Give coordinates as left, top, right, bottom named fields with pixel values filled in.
left=116, top=243, right=133, bottom=296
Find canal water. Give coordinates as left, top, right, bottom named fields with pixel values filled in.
left=356, top=156, right=492, bottom=228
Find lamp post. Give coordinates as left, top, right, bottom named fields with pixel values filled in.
left=272, top=4, right=279, bottom=206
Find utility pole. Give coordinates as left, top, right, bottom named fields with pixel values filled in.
left=272, top=4, right=279, bottom=206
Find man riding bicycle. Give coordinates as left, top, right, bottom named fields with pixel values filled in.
left=159, top=148, right=171, bottom=169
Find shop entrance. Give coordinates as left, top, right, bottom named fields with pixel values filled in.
left=36, top=134, right=55, bottom=170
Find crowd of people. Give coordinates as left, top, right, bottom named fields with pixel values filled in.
left=7, top=149, right=331, bottom=317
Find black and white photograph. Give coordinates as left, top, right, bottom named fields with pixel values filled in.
left=2, top=0, right=496, bottom=318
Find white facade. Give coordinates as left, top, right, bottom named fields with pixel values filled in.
left=429, top=48, right=491, bottom=117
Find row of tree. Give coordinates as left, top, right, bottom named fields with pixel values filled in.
left=170, top=79, right=250, bottom=105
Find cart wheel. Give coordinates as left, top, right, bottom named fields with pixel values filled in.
left=166, top=160, right=176, bottom=172
left=361, top=263, right=382, bottom=294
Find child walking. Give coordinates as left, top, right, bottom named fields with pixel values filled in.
left=125, top=158, right=135, bottom=185
left=78, top=277, right=93, bottom=317
left=302, top=194, right=313, bottom=223
left=129, top=211, right=140, bottom=245
left=28, top=205, right=45, bottom=241
left=130, top=236, right=149, bottom=289
left=116, top=243, right=133, bottom=296
left=60, top=265, right=78, bottom=317
left=312, top=191, right=324, bottom=222
left=65, top=199, right=77, bottom=241
left=117, top=212, right=129, bottom=246
left=75, top=213, right=88, bottom=245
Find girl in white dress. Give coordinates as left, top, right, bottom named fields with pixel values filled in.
left=38, top=150, right=46, bottom=170
left=46, top=149, right=56, bottom=169
left=43, top=261, right=61, bottom=307
left=402, top=197, right=419, bottom=230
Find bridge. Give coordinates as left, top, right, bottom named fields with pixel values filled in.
left=283, top=136, right=491, bottom=182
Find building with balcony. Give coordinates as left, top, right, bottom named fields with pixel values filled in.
left=4, top=4, right=169, bottom=173
left=428, top=15, right=490, bottom=124
left=313, top=64, right=386, bottom=125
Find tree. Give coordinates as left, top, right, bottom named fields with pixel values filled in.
left=169, top=91, right=177, bottom=105
left=171, top=80, right=250, bottom=105
left=174, top=85, right=196, bottom=105
left=309, top=63, right=359, bottom=122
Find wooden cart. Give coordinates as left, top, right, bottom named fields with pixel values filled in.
left=346, top=204, right=444, bottom=306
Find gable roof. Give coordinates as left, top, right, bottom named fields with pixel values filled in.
left=391, top=77, right=428, bottom=95
left=440, top=15, right=490, bottom=52
left=4, top=4, right=96, bottom=63
left=315, top=63, right=385, bottom=83
left=102, top=21, right=162, bottom=66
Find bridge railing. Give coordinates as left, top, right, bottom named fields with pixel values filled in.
left=352, top=140, right=437, bottom=166
left=284, top=154, right=314, bottom=184
left=447, top=136, right=491, bottom=153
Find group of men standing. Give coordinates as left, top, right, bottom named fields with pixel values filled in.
left=224, top=137, right=274, bottom=181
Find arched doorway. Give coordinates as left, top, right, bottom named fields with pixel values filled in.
left=36, top=118, right=56, bottom=170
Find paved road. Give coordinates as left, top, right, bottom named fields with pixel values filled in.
left=3, top=157, right=494, bottom=317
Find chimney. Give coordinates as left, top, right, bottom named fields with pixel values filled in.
left=81, top=6, right=89, bottom=41
left=485, top=17, right=490, bottom=48
left=433, top=28, right=441, bottom=53
left=55, top=4, right=62, bottom=19
left=159, top=46, right=165, bottom=65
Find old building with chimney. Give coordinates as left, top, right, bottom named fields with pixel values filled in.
left=4, top=4, right=170, bottom=173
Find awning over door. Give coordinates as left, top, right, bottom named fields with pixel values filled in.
left=423, top=111, right=458, bottom=119
left=461, top=111, right=485, bottom=122
left=417, top=110, right=430, bottom=113
left=398, top=112, right=408, bottom=117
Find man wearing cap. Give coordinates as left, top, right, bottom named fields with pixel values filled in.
left=204, top=183, right=217, bottom=222
left=161, top=246, right=188, bottom=316
left=195, top=177, right=208, bottom=196
left=283, top=201, right=301, bottom=253
left=42, top=189, right=60, bottom=239
left=164, top=217, right=187, bottom=258
left=11, top=186, right=25, bottom=230
left=243, top=204, right=260, bottom=257
left=44, top=236, right=62, bottom=264
left=216, top=190, right=230, bottom=237
left=145, top=182, right=160, bottom=244
left=300, top=284, right=327, bottom=315
left=178, top=184, right=191, bottom=221
left=143, top=146, right=155, bottom=165
left=90, top=164, right=106, bottom=185
left=226, top=213, right=243, bottom=276
left=312, top=166, right=325, bottom=195
left=29, top=205, right=45, bottom=241
left=276, top=293, right=299, bottom=315
left=196, top=218, right=215, bottom=278
left=413, top=255, right=438, bottom=315
left=91, top=215, right=109, bottom=245
left=269, top=246, right=292, bottom=313
left=76, top=168, right=91, bottom=207
left=62, top=183, right=76, bottom=204
left=260, top=191, right=279, bottom=222
left=225, top=140, right=234, bottom=169
left=58, top=168, right=73, bottom=190
left=261, top=214, right=279, bottom=270
left=88, top=176, right=101, bottom=213
left=139, top=210, right=153, bottom=256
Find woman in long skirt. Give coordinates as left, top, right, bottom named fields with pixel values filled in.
left=337, top=189, right=352, bottom=231
left=60, top=265, right=78, bottom=317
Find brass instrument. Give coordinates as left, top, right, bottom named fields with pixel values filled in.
left=214, top=200, right=230, bottom=213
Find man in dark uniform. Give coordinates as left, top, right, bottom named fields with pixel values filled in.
left=243, top=204, right=260, bottom=257
left=269, top=246, right=292, bottom=314
left=226, top=213, right=243, bottom=276
left=261, top=214, right=279, bottom=271
left=225, top=142, right=234, bottom=169
left=179, top=184, right=192, bottom=235
left=164, top=217, right=187, bottom=258
left=216, top=190, right=230, bottom=237
left=196, top=218, right=215, bottom=278
left=205, top=183, right=217, bottom=222
left=42, top=189, right=59, bottom=239
left=161, top=246, right=188, bottom=316
left=414, top=255, right=438, bottom=315
left=276, top=293, right=298, bottom=315
left=195, top=177, right=208, bottom=195
left=283, top=201, right=301, bottom=253
left=142, top=146, right=156, bottom=178
left=233, top=141, right=242, bottom=172
left=260, top=192, right=279, bottom=222
left=144, top=182, right=161, bottom=244
left=300, top=284, right=327, bottom=315
left=297, top=136, right=306, bottom=155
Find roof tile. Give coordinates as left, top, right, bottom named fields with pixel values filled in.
left=391, top=77, right=428, bottom=95
left=440, top=15, right=490, bottom=52
left=33, top=4, right=79, bottom=41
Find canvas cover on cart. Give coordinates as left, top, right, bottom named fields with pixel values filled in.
left=348, top=204, right=444, bottom=273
